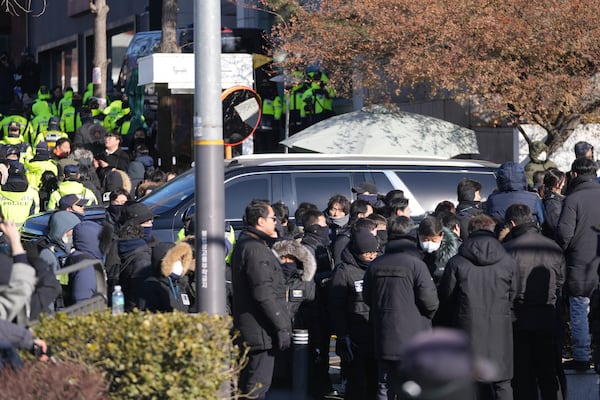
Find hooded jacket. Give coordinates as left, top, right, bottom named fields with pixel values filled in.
left=38, top=211, right=80, bottom=272
left=438, top=230, right=517, bottom=381
left=64, top=221, right=107, bottom=305
left=363, top=238, right=439, bottom=360
left=329, top=245, right=373, bottom=354
left=486, top=162, right=545, bottom=225
left=141, top=241, right=195, bottom=313
left=557, top=174, right=600, bottom=297
left=272, top=240, right=316, bottom=325
left=524, top=141, right=557, bottom=188
left=420, top=227, right=459, bottom=284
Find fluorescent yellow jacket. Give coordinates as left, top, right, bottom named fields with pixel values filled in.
left=0, top=186, right=39, bottom=226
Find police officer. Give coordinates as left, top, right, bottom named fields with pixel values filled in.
left=0, top=157, right=39, bottom=227
left=46, top=164, right=98, bottom=210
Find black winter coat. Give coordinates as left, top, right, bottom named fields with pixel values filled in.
left=503, top=223, right=565, bottom=331
left=438, top=230, right=517, bottom=381
left=557, top=175, right=600, bottom=297
left=231, top=227, right=291, bottom=351
left=363, top=239, right=439, bottom=360
left=456, top=200, right=485, bottom=241
left=329, top=247, right=372, bottom=354
left=542, top=191, right=564, bottom=240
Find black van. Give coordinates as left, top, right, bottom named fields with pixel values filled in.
left=21, top=154, right=497, bottom=242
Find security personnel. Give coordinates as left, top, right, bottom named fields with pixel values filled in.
left=0, top=115, right=29, bottom=140
left=0, top=159, right=40, bottom=227
left=25, top=141, right=58, bottom=189
left=28, top=99, right=53, bottom=146
left=82, top=82, right=94, bottom=106
left=46, top=163, right=98, bottom=210
left=1, top=121, right=33, bottom=163
left=35, top=116, right=68, bottom=149
left=285, top=71, right=310, bottom=134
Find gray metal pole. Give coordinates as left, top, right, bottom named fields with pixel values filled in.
left=194, top=0, right=226, bottom=315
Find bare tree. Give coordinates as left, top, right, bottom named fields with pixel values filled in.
left=90, top=0, right=109, bottom=102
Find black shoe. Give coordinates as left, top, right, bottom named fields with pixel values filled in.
left=562, top=359, right=591, bottom=371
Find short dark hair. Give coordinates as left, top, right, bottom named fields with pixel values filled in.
left=433, top=200, right=455, bottom=216
left=302, top=208, right=324, bottom=227
left=505, top=204, right=534, bottom=226
left=294, top=202, right=318, bottom=226
left=55, top=138, right=71, bottom=148
left=349, top=199, right=372, bottom=219
left=543, top=168, right=565, bottom=190
left=418, top=216, right=443, bottom=237
left=243, top=200, right=271, bottom=227
left=327, top=194, right=350, bottom=214
left=366, top=213, right=387, bottom=226
left=352, top=217, right=377, bottom=233
left=387, top=216, right=415, bottom=239
left=440, top=212, right=460, bottom=232
left=571, top=157, right=597, bottom=176
left=272, top=201, right=290, bottom=224
left=457, top=178, right=482, bottom=202
left=109, top=187, right=131, bottom=203
left=468, top=214, right=496, bottom=234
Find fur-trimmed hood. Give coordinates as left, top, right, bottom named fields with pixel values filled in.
left=161, top=241, right=194, bottom=277
left=272, top=240, right=316, bottom=282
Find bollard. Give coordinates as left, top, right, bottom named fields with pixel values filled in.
left=292, top=329, right=309, bottom=400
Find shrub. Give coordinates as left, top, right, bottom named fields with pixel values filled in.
left=0, top=360, right=108, bottom=399
left=33, top=310, right=242, bottom=399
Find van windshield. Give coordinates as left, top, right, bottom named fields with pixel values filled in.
left=140, top=169, right=194, bottom=214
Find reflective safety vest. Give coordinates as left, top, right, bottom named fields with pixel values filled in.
left=0, top=186, right=39, bottom=226
left=47, top=180, right=99, bottom=210
left=60, top=104, right=77, bottom=134
left=0, top=138, right=34, bottom=164
left=25, top=159, right=58, bottom=189
left=33, top=129, right=69, bottom=149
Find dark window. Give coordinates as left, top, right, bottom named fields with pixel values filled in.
left=225, top=175, right=270, bottom=221
left=141, top=171, right=194, bottom=214
left=293, top=173, right=353, bottom=212
left=395, top=170, right=496, bottom=213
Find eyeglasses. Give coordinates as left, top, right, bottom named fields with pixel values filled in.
left=264, top=215, right=277, bottom=222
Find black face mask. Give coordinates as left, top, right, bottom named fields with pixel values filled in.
left=307, top=224, right=331, bottom=244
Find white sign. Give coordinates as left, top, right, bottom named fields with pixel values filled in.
left=137, top=53, right=254, bottom=90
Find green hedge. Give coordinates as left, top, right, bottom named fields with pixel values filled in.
left=33, top=310, right=242, bottom=399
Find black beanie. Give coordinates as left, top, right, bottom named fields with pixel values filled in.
left=350, top=228, right=379, bottom=255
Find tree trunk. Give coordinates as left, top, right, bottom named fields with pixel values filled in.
left=90, top=0, right=109, bottom=103
left=157, top=0, right=179, bottom=170
left=546, top=115, right=581, bottom=155
left=160, top=0, right=179, bottom=54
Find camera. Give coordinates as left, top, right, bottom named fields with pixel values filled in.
left=32, top=344, right=51, bottom=358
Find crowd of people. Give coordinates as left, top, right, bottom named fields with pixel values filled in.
left=0, top=66, right=599, bottom=399
left=231, top=141, right=600, bottom=400
left=0, top=81, right=193, bottom=371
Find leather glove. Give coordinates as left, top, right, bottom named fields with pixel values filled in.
left=335, top=335, right=354, bottom=363
left=277, top=330, right=291, bottom=351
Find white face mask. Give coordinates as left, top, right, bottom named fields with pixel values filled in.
left=537, top=151, right=547, bottom=162
left=169, top=260, right=184, bottom=279
left=420, top=240, right=441, bottom=253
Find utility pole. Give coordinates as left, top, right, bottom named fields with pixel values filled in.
left=194, top=0, right=226, bottom=315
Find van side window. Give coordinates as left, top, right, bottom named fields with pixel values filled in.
left=225, top=175, right=270, bottom=220
left=394, top=171, right=496, bottom=213
left=293, top=173, right=353, bottom=211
